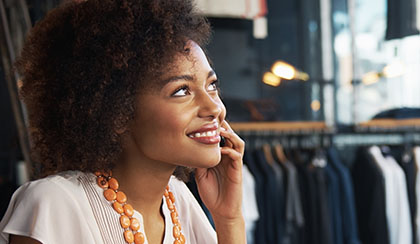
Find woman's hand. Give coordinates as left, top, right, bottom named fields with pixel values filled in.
left=194, top=120, right=246, bottom=243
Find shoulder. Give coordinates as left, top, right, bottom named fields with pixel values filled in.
left=0, top=171, right=96, bottom=243
left=8, top=171, right=86, bottom=210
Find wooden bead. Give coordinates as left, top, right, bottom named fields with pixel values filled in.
left=120, top=215, right=131, bottom=229
left=104, top=189, right=116, bottom=201
left=113, top=201, right=124, bottom=214
left=98, top=174, right=185, bottom=244
left=130, top=218, right=140, bottom=231
left=124, top=203, right=134, bottom=217
left=116, top=191, right=127, bottom=203
left=108, top=178, right=119, bottom=190
left=97, top=177, right=108, bottom=189
left=124, top=230, right=134, bottom=243
left=166, top=198, right=174, bottom=211
left=171, top=212, right=178, bottom=224
left=173, top=225, right=181, bottom=238
left=134, top=232, right=145, bottom=244
left=180, top=234, right=186, bottom=244
left=169, top=192, right=175, bottom=203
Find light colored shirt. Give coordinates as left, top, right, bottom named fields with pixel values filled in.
left=0, top=171, right=217, bottom=244
left=242, top=165, right=259, bottom=244
left=369, top=146, right=412, bottom=244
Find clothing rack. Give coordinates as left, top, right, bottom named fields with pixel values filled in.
left=230, top=120, right=420, bottom=148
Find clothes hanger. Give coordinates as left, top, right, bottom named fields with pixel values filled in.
left=401, top=142, right=413, bottom=163
left=273, top=141, right=288, bottom=164
left=262, top=143, right=276, bottom=165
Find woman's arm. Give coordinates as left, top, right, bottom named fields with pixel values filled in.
left=10, top=235, right=42, bottom=244
left=195, top=121, right=246, bottom=244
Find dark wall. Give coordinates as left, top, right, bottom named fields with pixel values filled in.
left=207, top=0, right=322, bottom=122
left=0, top=67, right=19, bottom=218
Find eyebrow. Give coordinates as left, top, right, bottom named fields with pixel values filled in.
left=160, top=70, right=216, bottom=85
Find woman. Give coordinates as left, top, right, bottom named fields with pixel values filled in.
left=0, top=0, right=245, bottom=243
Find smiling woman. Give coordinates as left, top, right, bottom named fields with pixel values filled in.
left=0, top=0, right=245, bottom=244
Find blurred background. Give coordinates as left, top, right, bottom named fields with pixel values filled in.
left=1, top=0, right=420, bottom=243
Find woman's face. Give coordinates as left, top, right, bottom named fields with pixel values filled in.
left=128, top=42, right=226, bottom=169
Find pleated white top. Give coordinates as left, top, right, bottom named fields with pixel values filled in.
left=0, top=171, right=217, bottom=244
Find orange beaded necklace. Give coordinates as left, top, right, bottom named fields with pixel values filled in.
left=95, top=171, right=186, bottom=244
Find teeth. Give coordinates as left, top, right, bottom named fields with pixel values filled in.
left=189, top=130, right=217, bottom=138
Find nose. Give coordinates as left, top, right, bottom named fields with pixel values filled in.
left=196, top=92, right=224, bottom=120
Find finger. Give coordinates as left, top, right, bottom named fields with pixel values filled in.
left=220, top=129, right=245, bottom=153
left=221, top=120, right=234, bottom=132
left=220, top=120, right=244, bottom=151
left=220, top=147, right=243, bottom=161
left=220, top=148, right=243, bottom=169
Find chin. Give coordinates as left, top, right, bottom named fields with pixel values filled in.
left=199, top=155, right=221, bottom=168
left=184, top=154, right=221, bottom=169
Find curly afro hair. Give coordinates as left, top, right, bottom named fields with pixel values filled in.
left=16, top=0, right=211, bottom=179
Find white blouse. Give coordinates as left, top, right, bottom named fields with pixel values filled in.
left=0, top=171, right=217, bottom=244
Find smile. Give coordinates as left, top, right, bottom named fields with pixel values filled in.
left=188, top=130, right=217, bottom=138
left=187, top=129, right=221, bottom=145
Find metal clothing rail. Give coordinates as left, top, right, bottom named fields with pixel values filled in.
left=231, top=121, right=420, bottom=147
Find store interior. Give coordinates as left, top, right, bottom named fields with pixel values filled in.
left=1, top=0, right=420, bottom=243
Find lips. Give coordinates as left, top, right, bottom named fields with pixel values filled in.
left=187, top=123, right=221, bottom=145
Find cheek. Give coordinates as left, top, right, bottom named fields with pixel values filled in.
left=136, top=106, right=192, bottom=152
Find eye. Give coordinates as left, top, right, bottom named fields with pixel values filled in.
left=171, top=85, right=190, bottom=97
left=208, top=80, right=219, bottom=92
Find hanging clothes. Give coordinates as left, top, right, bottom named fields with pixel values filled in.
left=352, top=147, right=390, bottom=244
left=243, top=151, right=267, bottom=244
left=385, top=0, right=420, bottom=40
left=392, top=147, right=418, bottom=244
left=306, top=163, right=334, bottom=244
left=294, top=153, right=316, bottom=244
left=324, top=163, right=344, bottom=244
left=369, top=146, right=412, bottom=244
left=327, top=148, right=360, bottom=244
left=279, top=160, right=305, bottom=244
left=253, top=149, right=284, bottom=244
left=242, top=165, right=260, bottom=244
left=269, top=160, right=286, bottom=244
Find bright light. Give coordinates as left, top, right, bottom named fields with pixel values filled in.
left=362, top=71, right=380, bottom=85
left=271, top=60, right=310, bottom=81
left=262, top=72, right=281, bottom=87
left=311, top=100, right=321, bottom=111
left=382, top=61, right=405, bottom=78
left=271, top=61, right=296, bottom=80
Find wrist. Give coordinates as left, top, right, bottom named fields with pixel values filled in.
left=213, top=215, right=246, bottom=244
left=213, top=214, right=245, bottom=229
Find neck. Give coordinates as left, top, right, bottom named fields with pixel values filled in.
left=112, top=155, right=176, bottom=219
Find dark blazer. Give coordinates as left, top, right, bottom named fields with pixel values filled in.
left=327, top=147, right=361, bottom=244
left=352, top=147, right=390, bottom=244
